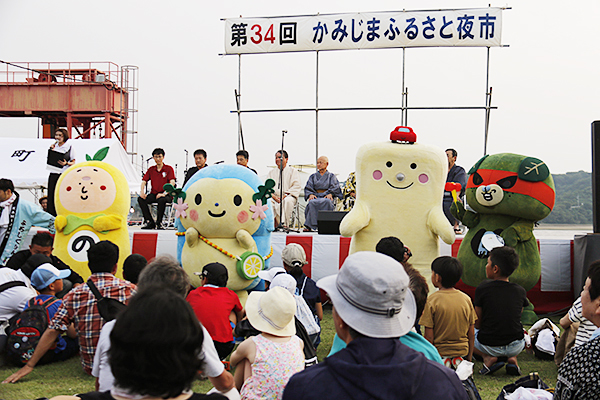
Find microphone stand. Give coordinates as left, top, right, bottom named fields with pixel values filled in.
left=274, top=130, right=290, bottom=233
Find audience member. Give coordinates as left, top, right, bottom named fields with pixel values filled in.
left=46, top=128, right=76, bottom=216
left=420, top=256, right=476, bottom=369
left=231, top=287, right=304, bottom=400
left=328, top=238, right=442, bottom=364
left=340, top=172, right=356, bottom=211
left=138, top=148, right=176, bottom=230
left=303, top=156, right=342, bottom=232
left=187, top=263, right=244, bottom=360
left=554, top=260, right=600, bottom=400
left=5, top=231, right=83, bottom=296
left=236, top=150, right=256, bottom=174
left=443, top=148, right=467, bottom=234
left=560, top=294, right=597, bottom=348
left=0, top=178, right=55, bottom=265
left=3, top=241, right=136, bottom=382
left=184, top=149, right=208, bottom=186
left=92, top=255, right=237, bottom=397
left=121, top=254, right=147, bottom=285
left=0, top=254, right=46, bottom=352
left=474, top=246, right=527, bottom=376
left=282, top=244, right=322, bottom=348
left=8, top=264, right=79, bottom=365
left=283, top=252, right=466, bottom=400
left=51, top=288, right=227, bottom=400
left=39, top=196, right=48, bottom=212
left=267, top=150, right=301, bottom=228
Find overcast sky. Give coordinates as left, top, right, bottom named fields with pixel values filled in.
left=1, top=0, right=598, bottom=186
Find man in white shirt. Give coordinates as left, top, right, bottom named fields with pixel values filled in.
left=267, top=150, right=301, bottom=228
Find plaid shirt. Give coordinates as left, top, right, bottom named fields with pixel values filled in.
left=49, top=273, right=136, bottom=374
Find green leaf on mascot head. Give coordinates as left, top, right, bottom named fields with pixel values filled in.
left=86, top=154, right=92, bottom=161
left=518, top=157, right=550, bottom=182
left=468, top=154, right=489, bottom=175
left=163, top=183, right=186, bottom=201
left=253, top=179, right=276, bottom=204
left=92, top=147, right=110, bottom=162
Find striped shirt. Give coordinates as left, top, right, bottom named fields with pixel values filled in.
left=49, top=273, right=136, bottom=374
left=568, top=297, right=597, bottom=348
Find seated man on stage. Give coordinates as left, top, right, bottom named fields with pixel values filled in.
left=267, top=150, right=301, bottom=228
left=303, top=156, right=342, bottom=232
left=138, top=148, right=176, bottom=230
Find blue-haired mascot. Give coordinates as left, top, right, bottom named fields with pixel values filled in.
left=172, top=165, right=274, bottom=305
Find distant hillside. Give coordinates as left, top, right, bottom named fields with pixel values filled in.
left=543, top=171, right=592, bottom=224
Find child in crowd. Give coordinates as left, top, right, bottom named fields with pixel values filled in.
left=231, top=287, right=304, bottom=400
left=474, top=246, right=528, bottom=376
left=186, top=262, right=244, bottom=360
left=24, top=264, right=78, bottom=364
left=122, top=254, right=147, bottom=285
left=420, top=256, right=476, bottom=369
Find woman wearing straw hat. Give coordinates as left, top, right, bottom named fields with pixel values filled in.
left=230, top=287, right=304, bottom=400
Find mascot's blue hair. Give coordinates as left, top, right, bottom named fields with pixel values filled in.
left=175, top=164, right=273, bottom=290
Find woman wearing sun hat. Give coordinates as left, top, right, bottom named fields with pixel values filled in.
left=230, top=286, right=304, bottom=400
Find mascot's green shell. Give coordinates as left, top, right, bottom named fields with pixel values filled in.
left=451, top=153, right=555, bottom=291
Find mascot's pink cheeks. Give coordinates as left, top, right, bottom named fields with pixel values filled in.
left=189, top=209, right=199, bottom=222
left=238, top=211, right=249, bottom=223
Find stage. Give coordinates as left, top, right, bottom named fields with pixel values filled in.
left=128, top=227, right=588, bottom=314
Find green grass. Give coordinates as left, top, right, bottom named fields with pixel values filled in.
left=0, top=307, right=558, bottom=400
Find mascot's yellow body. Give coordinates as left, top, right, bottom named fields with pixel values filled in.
left=180, top=177, right=262, bottom=305
left=340, top=128, right=455, bottom=286
left=53, top=152, right=131, bottom=280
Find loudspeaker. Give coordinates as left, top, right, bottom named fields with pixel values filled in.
left=592, top=121, right=600, bottom=233
left=317, top=211, right=348, bottom=235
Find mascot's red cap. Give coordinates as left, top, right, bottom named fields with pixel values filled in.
left=390, top=126, right=416, bottom=144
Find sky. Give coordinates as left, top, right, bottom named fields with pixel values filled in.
left=1, top=0, right=599, bottom=187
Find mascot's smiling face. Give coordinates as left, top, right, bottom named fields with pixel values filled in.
left=466, top=153, right=555, bottom=221
left=181, top=177, right=261, bottom=238
left=59, top=166, right=117, bottom=213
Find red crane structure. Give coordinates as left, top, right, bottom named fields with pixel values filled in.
left=0, top=61, right=138, bottom=155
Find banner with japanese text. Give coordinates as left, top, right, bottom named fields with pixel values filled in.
left=224, top=8, right=503, bottom=54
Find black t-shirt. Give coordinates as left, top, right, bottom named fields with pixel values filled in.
left=474, top=279, right=529, bottom=346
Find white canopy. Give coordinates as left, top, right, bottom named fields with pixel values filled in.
left=0, top=138, right=141, bottom=192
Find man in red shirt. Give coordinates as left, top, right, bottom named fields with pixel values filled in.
left=187, top=263, right=245, bottom=360
left=138, top=148, right=176, bottom=229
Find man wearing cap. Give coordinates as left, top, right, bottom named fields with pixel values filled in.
left=21, top=264, right=79, bottom=364
left=187, top=262, right=245, bottom=360
left=283, top=251, right=467, bottom=400
left=282, top=243, right=323, bottom=348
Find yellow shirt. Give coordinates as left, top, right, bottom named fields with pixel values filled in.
left=420, top=289, right=476, bottom=357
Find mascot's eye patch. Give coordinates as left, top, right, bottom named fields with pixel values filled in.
left=233, top=195, right=242, bottom=206
left=195, top=194, right=202, bottom=205
left=496, top=176, right=518, bottom=189
left=410, top=163, right=417, bottom=169
left=386, top=161, right=393, bottom=168
left=472, top=172, right=484, bottom=186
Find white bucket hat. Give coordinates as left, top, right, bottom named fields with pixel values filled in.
left=270, top=273, right=298, bottom=295
left=317, top=251, right=416, bottom=338
left=257, top=267, right=287, bottom=282
left=245, top=286, right=296, bottom=336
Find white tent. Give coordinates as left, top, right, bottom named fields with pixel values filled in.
left=0, top=138, right=141, bottom=192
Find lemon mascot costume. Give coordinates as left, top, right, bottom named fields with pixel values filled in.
left=340, top=126, right=455, bottom=286
left=53, top=147, right=131, bottom=279
left=175, top=164, right=274, bottom=305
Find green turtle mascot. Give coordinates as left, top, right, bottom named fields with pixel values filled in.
left=451, top=153, right=555, bottom=321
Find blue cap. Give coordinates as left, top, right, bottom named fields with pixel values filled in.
left=30, top=264, right=71, bottom=290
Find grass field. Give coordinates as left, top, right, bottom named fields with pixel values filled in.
left=0, top=306, right=558, bottom=400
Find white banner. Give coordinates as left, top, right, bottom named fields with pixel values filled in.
left=224, top=8, right=503, bottom=54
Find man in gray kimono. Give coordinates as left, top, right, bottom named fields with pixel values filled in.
left=304, top=156, right=343, bottom=232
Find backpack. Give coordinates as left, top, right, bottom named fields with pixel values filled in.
left=6, top=296, right=60, bottom=366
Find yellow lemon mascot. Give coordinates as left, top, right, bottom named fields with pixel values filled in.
left=53, top=147, right=131, bottom=280
left=175, top=164, right=274, bottom=305
left=340, top=127, right=455, bottom=285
